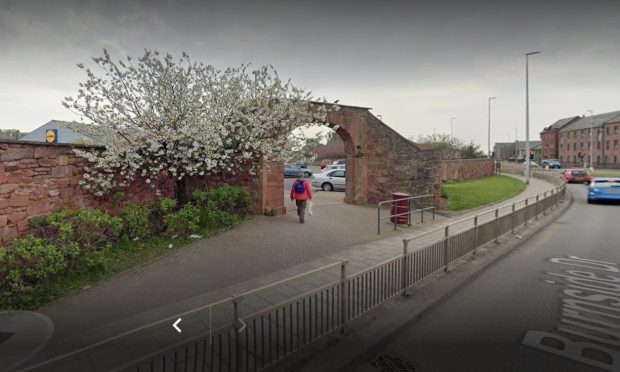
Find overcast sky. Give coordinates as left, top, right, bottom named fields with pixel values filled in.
left=1, top=0, right=619, bottom=152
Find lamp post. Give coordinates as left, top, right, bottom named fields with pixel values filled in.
left=525, top=51, right=541, bottom=185
left=450, top=117, right=456, bottom=139
left=488, top=97, right=496, bottom=158
left=587, top=109, right=594, bottom=169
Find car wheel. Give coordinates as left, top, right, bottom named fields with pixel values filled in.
left=304, top=172, right=311, bottom=178
left=322, top=182, right=333, bottom=192
left=587, top=198, right=594, bottom=204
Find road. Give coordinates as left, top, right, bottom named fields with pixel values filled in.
left=352, top=184, right=620, bottom=372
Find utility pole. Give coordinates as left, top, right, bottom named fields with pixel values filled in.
left=488, top=97, right=496, bottom=158
left=587, top=109, right=594, bottom=169
left=525, top=51, right=541, bottom=185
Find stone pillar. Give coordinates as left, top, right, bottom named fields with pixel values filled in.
left=254, top=160, right=286, bottom=215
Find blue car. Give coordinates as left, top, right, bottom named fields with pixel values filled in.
left=587, top=178, right=620, bottom=204
left=541, top=159, right=561, bottom=169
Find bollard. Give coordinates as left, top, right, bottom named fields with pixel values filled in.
left=543, top=191, right=548, bottom=215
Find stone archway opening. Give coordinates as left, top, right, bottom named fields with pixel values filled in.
left=254, top=103, right=442, bottom=216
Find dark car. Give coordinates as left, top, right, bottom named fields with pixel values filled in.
left=284, top=164, right=312, bottom=178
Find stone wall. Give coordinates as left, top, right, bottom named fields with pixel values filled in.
left=438, top=158, right=495, bottom=183
left=0, top=140, right=266, bottom=245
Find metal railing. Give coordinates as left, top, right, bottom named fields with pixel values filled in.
left=377, top=194, right=435, bottom=234
left=117, top=178, right=566, bottom=372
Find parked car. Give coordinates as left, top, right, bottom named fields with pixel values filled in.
left=295, top=162, right=307, bottom=168
left=320, top=159, right=332, bottom=169
left=587, top=178, right=620, bottom=204
left=562, top=168, right=592, bottom=184
left=284, top=164, right=312, bottom=178
left=311, top=169, right=345, bottom=191
left=332, top=159, right=346, bottom=165
left=541, top=159, right=561, bottom=169
left=321, top=164, right=345, bottom=173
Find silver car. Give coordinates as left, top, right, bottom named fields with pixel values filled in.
left=312, top=169, right=346, bottom=191
left=321, top=164, right=345, bottom=173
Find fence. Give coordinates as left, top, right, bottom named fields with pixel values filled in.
left=115, top=174, right=566, bottom=372
left=377, top=194, right=435, bottom=234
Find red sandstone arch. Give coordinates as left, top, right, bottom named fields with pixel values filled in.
left=254, top=103, right=441, bottom=215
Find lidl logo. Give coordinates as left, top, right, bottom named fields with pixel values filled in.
left=45, top=129, right=58, bottom=143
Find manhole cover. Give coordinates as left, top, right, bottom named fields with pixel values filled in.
left=370, top=354, right=416, bottom=372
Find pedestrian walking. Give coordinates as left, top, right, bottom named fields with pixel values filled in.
left=290, top=172, right=312, bottom=224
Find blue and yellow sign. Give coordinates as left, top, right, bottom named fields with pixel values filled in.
left=45, top=129, right=58, bottom=144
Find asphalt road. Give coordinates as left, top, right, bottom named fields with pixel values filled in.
left=353, top=184, right=620, bottom=372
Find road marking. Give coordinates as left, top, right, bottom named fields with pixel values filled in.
left=173, top=318, right=182, bottom=333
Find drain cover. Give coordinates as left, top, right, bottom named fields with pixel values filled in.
left=370, top=354, right=416, bottom=372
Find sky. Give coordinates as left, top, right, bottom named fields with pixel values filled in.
left=1, top=0, right=619, bottom=154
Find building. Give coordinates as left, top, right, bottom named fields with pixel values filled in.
left=0, top=129, right=29, bottom=140
left=539, top=116, right=580, bottom=159
left=543, top=110, right=620, bottom=167
left=18, top=120, right=102, bottom=145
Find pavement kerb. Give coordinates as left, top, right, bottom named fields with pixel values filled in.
left=294, top=187, right=573, bottom=372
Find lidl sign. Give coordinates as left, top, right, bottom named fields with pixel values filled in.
left=45, top=129, right=58, bottom=144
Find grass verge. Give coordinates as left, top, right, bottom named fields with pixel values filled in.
left=591, top=170, right=620, bottom=178
left=442, top=175, right=526, bottom=211
left=2, top=224, right=238, bottom=310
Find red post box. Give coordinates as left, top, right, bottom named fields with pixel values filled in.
left=390, top=192, right=410, bottom=225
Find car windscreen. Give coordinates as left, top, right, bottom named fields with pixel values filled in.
left=571, top=170, right=588, bottom=176
left=592, top=180, right=620, bottom=188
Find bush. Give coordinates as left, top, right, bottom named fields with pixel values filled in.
left=164, top=203, right=201, bottom=239
left=193, top=186, right=252, bottom=217
left=148, top=198, right=177, bottom=234
left=0, top=236, right=67, bottom=299
left=119, top=203, right=150, bottom=240
left=201, top=207, right=240, bottom=229
left=29, top=209, right=120, bottom=270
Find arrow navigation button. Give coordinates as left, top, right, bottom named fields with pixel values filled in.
left=173, top=318, right=182, bottom=333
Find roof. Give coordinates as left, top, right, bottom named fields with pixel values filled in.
left=560, top=110, right=620, bottom=132
left=541, top=116, right=580, bottom=133
left=18, top=120, right=104, bottom=145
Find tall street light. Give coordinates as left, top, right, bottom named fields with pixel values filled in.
left=450, top=117, right=456, bottom=139
left=587, top=109, right=594, bottom=168
left=488, top=97, right=496, bottom=158
left=525, top=51, right=541, bottom=185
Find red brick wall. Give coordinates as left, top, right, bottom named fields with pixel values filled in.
left=0, top=141, right=262, bottom=245
left=438, top=159, right=495, bottom=183
left=541, top=129, right=558, bottom=160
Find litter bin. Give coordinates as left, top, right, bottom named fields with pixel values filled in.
left=390, top=192, right=410, bottom=225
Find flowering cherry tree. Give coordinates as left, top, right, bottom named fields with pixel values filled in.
left=63, top=49, right=334, bottom=201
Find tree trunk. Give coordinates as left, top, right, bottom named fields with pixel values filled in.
left=175, top=176, right=191, bottom=205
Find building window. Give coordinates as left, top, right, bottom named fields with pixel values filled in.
left=607, top=140, right=610, bottom=150
left=616, top=126, right=619, bottom=135
left=574, top=155, right=577, bottom=163
left=615, top=140, right=619, bottom=149
left=573, top=143, right=577, bottom=151
left=597, top=142, right=601, bottom=150
left=597, top=155, right=601, bottom=164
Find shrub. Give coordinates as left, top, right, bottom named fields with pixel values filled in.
left=201, top=207, right=240, bottom=229
left=193, top=186, right=252, bottom=217
left=29, top=209, right=120, bottom=270
left=164, top=203, right=201, bottom=239
left=0, top=236, right=67, bottom=298
left=119, top=203, right=150, bottom=240
left=148, top=198, right=177, bottom=234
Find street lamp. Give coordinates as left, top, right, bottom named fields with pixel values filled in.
left=587, top=109, right=594, bottom=169
left=450, top=117, right=456, bottom=139
left=488, top=97, right=496, bottom=158
left=525, top=51, right=541, bottom=185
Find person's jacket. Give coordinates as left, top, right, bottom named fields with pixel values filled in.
left=290, top=179, right=312, bottom=201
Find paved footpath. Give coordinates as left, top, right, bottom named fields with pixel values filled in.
left=22, top=175, right=556, bottom=371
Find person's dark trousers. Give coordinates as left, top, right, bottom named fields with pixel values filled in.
left=295, top=200, right=307, bottom=223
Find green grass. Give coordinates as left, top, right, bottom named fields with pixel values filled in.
left=2, top=223, right=240, bottom=310
left=442, top=175, right=526, bottom=211
left=591, top=170, right=620, bottom=178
